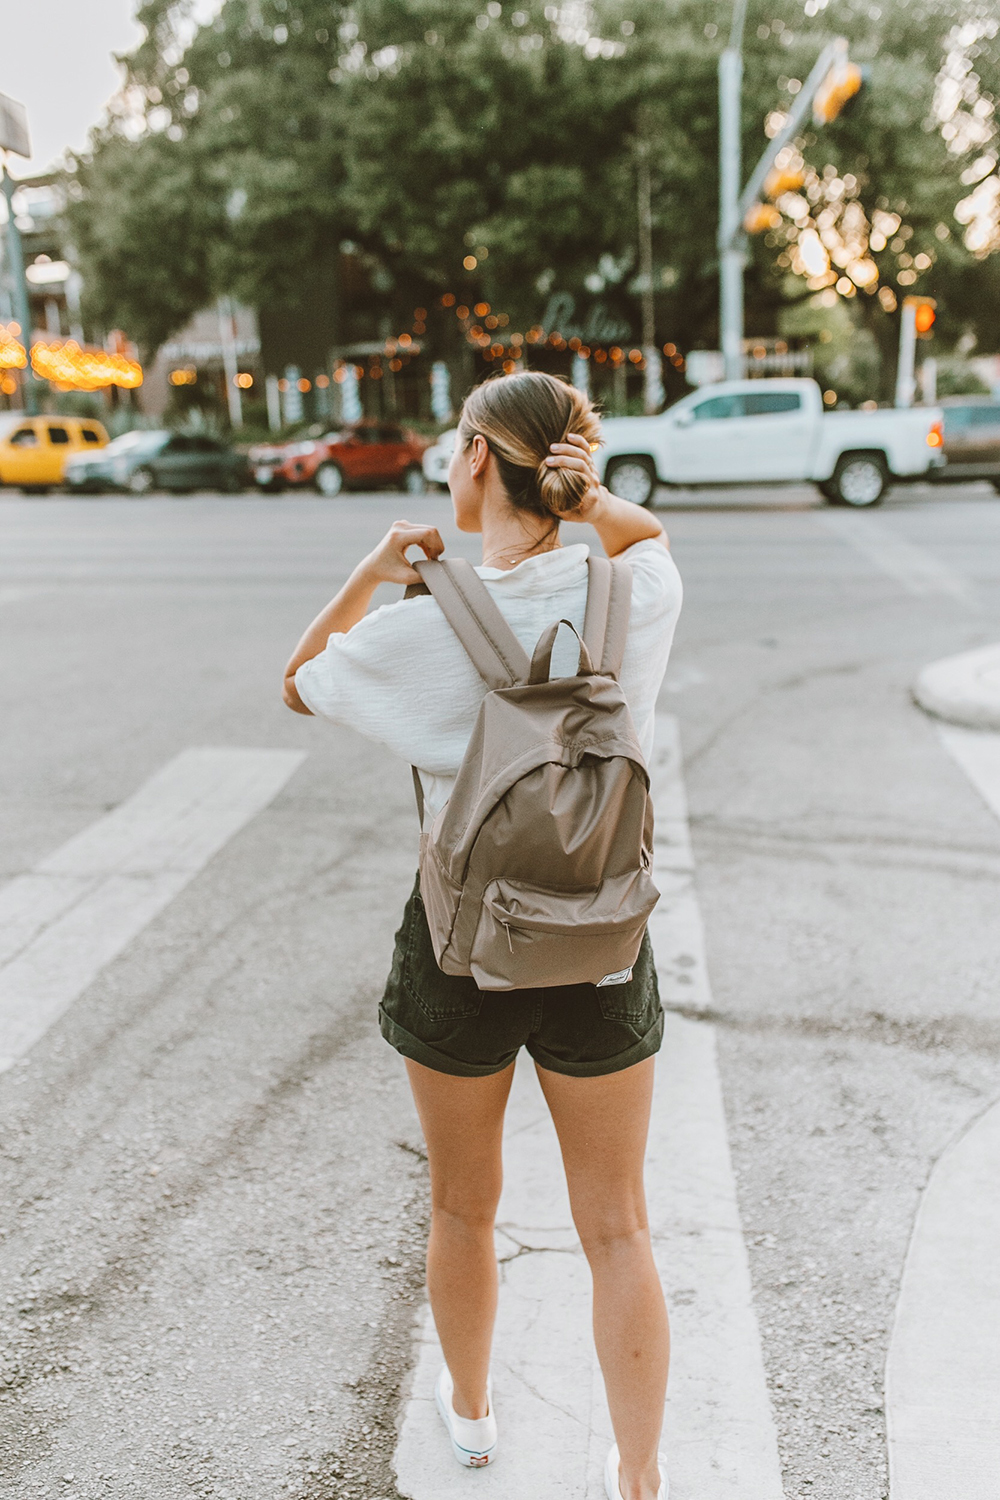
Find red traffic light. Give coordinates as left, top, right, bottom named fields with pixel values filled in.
left=904, top=295, right=937, bottom=337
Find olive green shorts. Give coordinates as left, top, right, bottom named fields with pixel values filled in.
left=379, top=877, right=664, bottom=1079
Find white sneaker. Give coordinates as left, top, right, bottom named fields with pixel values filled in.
left=604, top=1442, right=669, bottom=1500
left=434, top=1365, right=497, bottom=1468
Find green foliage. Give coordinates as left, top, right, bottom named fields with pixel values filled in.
left=64, top=0, right=999, bottom=398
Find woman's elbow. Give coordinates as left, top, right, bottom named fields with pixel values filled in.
left=282, top=675, right=313, bottom=715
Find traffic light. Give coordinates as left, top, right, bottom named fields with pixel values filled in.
left=743, top=203, right=782, bottom=234
left=763, top=167, right=806, bottom=200
left=813, top=59, right=865, bottom=125
left=905, top=295, right=936, bottom=337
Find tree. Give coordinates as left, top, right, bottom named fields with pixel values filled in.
left=65, top=0, right=999, bottom=401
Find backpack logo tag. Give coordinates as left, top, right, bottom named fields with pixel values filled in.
left=597, top=967, right=633, bottom=987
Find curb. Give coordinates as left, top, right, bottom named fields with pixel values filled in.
left=913, top=643, right=1000, bottom=731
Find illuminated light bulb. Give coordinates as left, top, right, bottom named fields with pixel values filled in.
left=463, top=255, right=477, bottom=270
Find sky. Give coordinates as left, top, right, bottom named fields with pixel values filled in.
left=0, top=0, right=222, bottom=179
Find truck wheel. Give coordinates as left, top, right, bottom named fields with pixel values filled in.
left=314, top=462, right=345, bottom=497
left=605, top=456, right=657, bottom=508
left=828, top=452, right=888, bottom=508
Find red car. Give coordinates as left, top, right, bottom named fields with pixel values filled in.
left=250, top=421, right=429, bottom=496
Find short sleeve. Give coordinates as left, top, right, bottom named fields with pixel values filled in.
left=293, top=594, right=486, bottom=774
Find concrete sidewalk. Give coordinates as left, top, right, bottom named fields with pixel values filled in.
left=913, top=642, right=1000, bottom=731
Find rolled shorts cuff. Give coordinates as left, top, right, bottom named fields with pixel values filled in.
left=378, top=1003, right=519, bottom=1078
left=527, top=1004, right=664, bottom=1078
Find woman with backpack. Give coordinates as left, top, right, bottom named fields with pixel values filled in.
left=283, top=371, right=682, bottom=1500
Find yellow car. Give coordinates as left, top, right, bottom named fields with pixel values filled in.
left=0, top=414, right=109, bottom=492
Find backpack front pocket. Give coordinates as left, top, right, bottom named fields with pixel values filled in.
left=469, top=869, right=659, bottom=991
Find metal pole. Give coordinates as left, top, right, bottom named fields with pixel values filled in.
left=718, top=47, right=745, bottom=382
left=217, top=296, right=243, bottom=427
left=895, top=301, right=917, bottom=408
left=1, top=156, right=38, bottom=414
left=636, top=143, right=664, bottom=412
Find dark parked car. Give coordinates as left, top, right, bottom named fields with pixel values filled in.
left=930, top=397, right=1000, bottom=492
left=64, top=430, right=248, bottom=495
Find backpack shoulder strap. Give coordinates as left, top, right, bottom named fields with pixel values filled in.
left=583, top=554, right=633, bottom=679
left=413, top=556, right=531, bottom=690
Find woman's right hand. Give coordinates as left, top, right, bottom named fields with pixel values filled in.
left=358, top=520, right=445, bottom=585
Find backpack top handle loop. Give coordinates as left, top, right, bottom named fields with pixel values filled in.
left=529, top=619, right=595, bottom=685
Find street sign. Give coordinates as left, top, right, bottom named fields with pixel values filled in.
left=0, top=93, right=31, bottom=158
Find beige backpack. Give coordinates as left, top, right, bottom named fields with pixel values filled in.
left=408, top=553, right=659, bottom=992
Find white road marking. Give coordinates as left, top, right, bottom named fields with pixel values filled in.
left=886, top=1097, right=1000, bottom=1499
left=938, top=723, right=1000, bottom=821
left=393, top=716, right=784, bottom=1499
left=884, top=722, right=1000, bottom=1498
left=0, top=748, right=304, bottom=1072
left=815, top=512, right=975, bottom=604
left=0, top=586, right=46, bottom=606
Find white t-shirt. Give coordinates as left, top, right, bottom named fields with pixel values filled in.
left=295, top=540, right=683, bottom=821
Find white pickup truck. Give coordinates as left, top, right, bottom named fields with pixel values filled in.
left=598, top=378, right=944, bottom=507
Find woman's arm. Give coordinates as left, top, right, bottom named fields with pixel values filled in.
left=546, top=435, right=669, bottom=556
left=282, top=519, right=444, bottom=714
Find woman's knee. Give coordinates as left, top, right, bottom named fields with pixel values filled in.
left=574, top=1201, right=650, bottom=1260
left=431, top=1174, right=503, bottom=1232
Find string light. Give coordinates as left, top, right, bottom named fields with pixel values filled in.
left=0, top=329, right=27, bottom=370
left=31, top=339, right=142, bottom=391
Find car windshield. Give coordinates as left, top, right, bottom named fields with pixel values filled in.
left=104, top=430, right=168, bottom=457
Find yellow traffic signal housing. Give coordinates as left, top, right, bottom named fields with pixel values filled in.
left=763, top=167, right=806, bottom=199
left=904, top=295, right=936, bottom=337
left=813, top=60, right=865, bottom=125
left=744, top=202, right=783, bottom=234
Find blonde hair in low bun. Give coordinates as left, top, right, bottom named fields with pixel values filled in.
left=458, top=371, right=601, bottom=526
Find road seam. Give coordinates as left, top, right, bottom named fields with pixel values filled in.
left=814, top=512, right=976, bottom=605
left=392, top=715, right=784, bottom=1499
left=0, top=747, right=304, bottom=1071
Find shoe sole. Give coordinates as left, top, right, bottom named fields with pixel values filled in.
left=434, top=1383, right=496, bottom=1468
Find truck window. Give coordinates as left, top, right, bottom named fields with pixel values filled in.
left=9, top=427, right=39, bottom=447
left=48, top=425, right=70, bottom=445
left=743, top=392, right=801, bottom=416
left=691, top=394, right=743, bottom=421
left=80, top=427, right=102, bottom=444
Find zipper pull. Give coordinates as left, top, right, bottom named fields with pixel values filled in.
left=502, top=920, right=513, bottom=953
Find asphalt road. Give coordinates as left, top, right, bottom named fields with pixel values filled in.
left=1, top=479, right=999, bottom=1500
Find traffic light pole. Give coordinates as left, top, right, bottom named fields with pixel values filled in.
left=718, top=33, right=848, bottom=384
left=1, top=155, right=39, bottom=415
left=718, top=46, right=745, bottom=382
left=894, top=299, right=921, bottom=409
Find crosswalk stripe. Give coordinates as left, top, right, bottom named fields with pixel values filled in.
left=886, top=722, right=1000, bottom=1498
left=886, top=1098, right=1000, bottom=1499
left=938, top=723, right=1000, bottom=822
left=0, top=747, right=304, bottom=1072
left=393, top=715, right=784, bottom=1499
left=815, top=512, right=976, bottom=604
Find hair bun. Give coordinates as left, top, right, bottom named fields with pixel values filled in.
left=535, top=447, right=590, bottom=517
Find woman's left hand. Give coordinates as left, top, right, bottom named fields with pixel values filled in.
left=358, top=520, right=446, bottom=585
left=543, top=433, right=609, bottom=523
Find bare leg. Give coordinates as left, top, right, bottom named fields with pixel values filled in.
left=404, top=1058, right=515, bottom=1420
left=536, top=1057, right=669, bottom=1500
